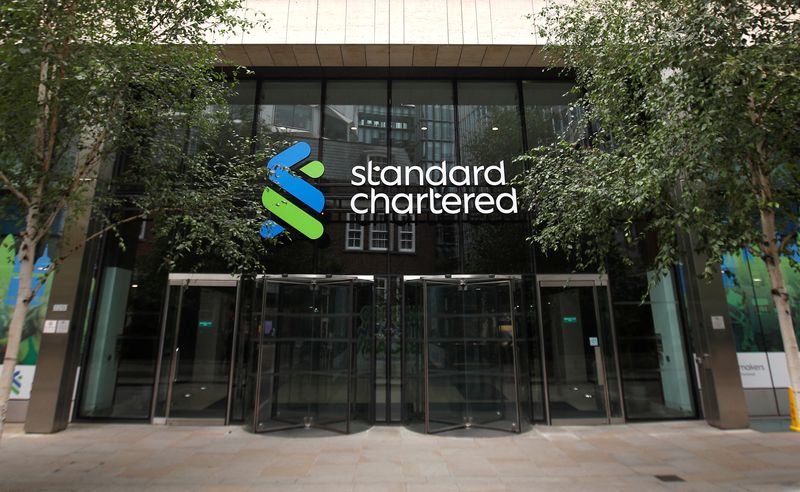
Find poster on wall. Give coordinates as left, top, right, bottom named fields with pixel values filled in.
left=0, top=234, right=55, bottom=400
left=736, top=352, right=773, bottom=388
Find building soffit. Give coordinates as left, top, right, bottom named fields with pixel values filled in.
left=219, top=44, right=549, bottom=68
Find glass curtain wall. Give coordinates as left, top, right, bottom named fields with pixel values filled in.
left=76, top=75, right=698, bottom=425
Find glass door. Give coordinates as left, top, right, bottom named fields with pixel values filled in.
left=404, top=276, right=521, bottom=434
left=253, top=275, right=374, bottom=433
left=538, top=275, right=623, bottom=424
left=160, top=275, right=240, bottom=424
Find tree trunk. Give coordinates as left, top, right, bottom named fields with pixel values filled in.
left=759, top=207, right=800, bottom=426
left=0, top=233, right=37, bottom=441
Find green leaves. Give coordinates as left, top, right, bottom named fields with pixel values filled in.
left=0, top=0, right=272, bottom=274
left=517, top=0, right=800, bottom=279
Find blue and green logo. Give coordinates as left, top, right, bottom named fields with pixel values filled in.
left=260, top=142, right=325, bottom=240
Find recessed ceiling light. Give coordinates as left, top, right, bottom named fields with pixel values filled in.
left=350, top=126, right=358, bottom=130
left=491, top=126, right=499, bottom=131
left=131, top=284, right=139, bottom=288
left=420, top=126, right=428, bottom=131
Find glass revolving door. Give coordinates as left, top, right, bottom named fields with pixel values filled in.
left=244, top=275, right=374, bottom=433
left=403, top=276, right=521, bottom=433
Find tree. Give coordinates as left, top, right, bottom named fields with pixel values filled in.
left=0, top=0, right=274, bottom=439
left=514, top=0, right=800, bottom=423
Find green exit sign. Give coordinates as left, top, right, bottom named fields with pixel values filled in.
left=198, top=320, right=213, bottom=329
left=562, top=316, right=577, bottom=324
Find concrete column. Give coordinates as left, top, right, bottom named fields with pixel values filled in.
left=23, top=211, right=97, bottom=433
left=679, top=234, right=749, bottom=429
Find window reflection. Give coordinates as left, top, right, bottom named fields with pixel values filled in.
left=457, top=81, right=527, bottom=274
left=522, top=81, right=584, bottom=147
left=390, top=81, right=458, bottom=273
left=258, top=80, right=322, bottom=156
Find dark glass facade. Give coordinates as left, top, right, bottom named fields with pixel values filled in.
left=73, top=75, right=699, bottom=431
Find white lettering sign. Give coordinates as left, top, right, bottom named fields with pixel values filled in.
left=350, top=160, right=518, bottom=216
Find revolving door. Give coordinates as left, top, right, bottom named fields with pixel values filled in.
left=243, top=275, right=374, bottom=433
left=403, top=276, right=522, bottom=433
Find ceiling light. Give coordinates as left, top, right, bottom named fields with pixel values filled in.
left=491, top=126, right=499, bottom=131
left=350, top=126, right=358, bottom=131
left=420, top=126, right=428, bottom=131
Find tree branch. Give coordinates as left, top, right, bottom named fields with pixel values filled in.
left=0, top=171, right=30, bottom=206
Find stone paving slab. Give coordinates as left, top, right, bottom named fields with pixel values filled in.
left=0, top=421, right=798, bottom=491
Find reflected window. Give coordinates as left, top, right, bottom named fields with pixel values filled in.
left=369, top=214, right=389, bottom=251
left=258, top=81, right=321, bottom=155
left=390, top=81, right=457, bottom=273
left=457, top=81, right=523, bottom=175
left=345, top=213, right=364, bottom=250
left=323, top=81, right=387, bottom=185
left=522, top=81, right=584, bottom=147
left=398, top=220, right=415, bottom=253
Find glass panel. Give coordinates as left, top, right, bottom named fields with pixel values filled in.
left=241, top=277, right=264, bottom=431
left=390, top=81, right=458, bottom=274
left=78, top=219, right=163, bottom=420
left=322, top=81, right=386, bottom=186
left=613, top=271, right=695, bottom=419
left=456, top=81, right=528, bottom=274
left=153, top=285, right=181, bottom=419
left=541, top=285, right=608, bottom=420
left=426, top=280, right=518, bottom=432
left=168, top=285, right=237, bottom=419
left=256, top=280, right=367, bottom=432
left=258, top=80, right=321, bottom=149
left=521, top=81, right=583, bottom=147
left=374, top=276, right=390, bottom=422
left=402, top=280, right=425, bottom=430
left=597, top=286, right=622, bottom=419
left=352, top=281, right=374, bottom=430
left=318, top=81, right=388, bottom=277
left=514, top=277, right=543, bottom=424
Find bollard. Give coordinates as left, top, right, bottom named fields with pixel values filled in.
left=790, top=387, right=800, bottom=432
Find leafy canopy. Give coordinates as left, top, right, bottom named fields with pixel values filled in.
left=514, top=0, right=800, bottom=278
left=0, top=0, right=277, bottom=273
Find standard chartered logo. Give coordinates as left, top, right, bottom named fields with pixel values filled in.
left=260, top=142, right=325, bottom=240
left=260, top=142, right=518, bottom=241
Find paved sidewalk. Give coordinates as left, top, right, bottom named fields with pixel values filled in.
left=0, top=421, right=798, bottom=491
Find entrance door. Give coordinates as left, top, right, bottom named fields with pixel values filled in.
left=251, top=275, right=374, bottom=433
left=404, top=276, right=521, bottom=433
left=538, top=275, right=623, bottom=424
left=160, top=275, right=240, bottom=424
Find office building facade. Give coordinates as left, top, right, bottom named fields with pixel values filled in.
left=4, top=1, right=769, bottom=433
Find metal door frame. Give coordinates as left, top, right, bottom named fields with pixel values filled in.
left=152, top=274, right=240, bottom=426
left=535, top=274, right=625, bottom=425
left=252, top=274, right=375, bottom=434
left=404, top=274, right=522, bottom=434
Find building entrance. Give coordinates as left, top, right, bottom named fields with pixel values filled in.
left=156, top=274, right=240, bottom=425
left=244, top=275, right=374, bottom=433
left=538, top=275, right=624, bottom=424
left=403, top=276, right=522, bottom=433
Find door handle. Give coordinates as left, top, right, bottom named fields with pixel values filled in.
left=594, top=346, right=605, bottom=386
left=173, top=347, right=180, bottom=382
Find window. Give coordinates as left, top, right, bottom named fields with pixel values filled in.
left=369, top=214, right=389, bottom=251
left=345, top=213, right=364, bottom=250
left=398, top=220, right=415, bottom=253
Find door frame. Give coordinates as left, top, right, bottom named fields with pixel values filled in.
left=151, top=274, right=241, bottom=425
left=535, top=274, right=625, bottom=425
